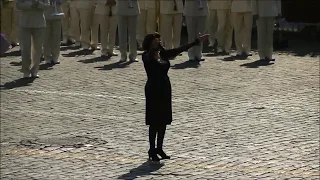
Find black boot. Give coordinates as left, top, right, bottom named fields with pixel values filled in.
left=156, top=148, right=170, bottom=160
left=148, top=149, right=160, bottom=162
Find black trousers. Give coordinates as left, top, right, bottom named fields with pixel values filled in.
left=149, top=125, right=167, bottom=150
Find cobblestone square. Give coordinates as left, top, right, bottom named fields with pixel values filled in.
left=0, top=37, right=319, bottom=179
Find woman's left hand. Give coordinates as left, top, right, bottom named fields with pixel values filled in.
left=198, top=34, right=210, bottom=42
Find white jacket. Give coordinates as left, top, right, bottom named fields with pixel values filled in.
left=231, top=0, right=252, bottom=12
left=252, top=0, right=281, bottom=17
left=116, top=0, right=140, bottom=16
left=94, top=0, right=116, bottom=16
left=208, top=0, right=231, bottom=10
left=138, top=0, right=156, bottom=10
left=160, top=0, right=184, bottom=14
left=183, top=0, right=209, bottom=16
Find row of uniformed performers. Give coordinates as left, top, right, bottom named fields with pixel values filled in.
left=0, top=0, right=281, bottom=78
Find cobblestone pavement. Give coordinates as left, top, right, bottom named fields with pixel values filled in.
left=0, top=37, right=319, bottom=180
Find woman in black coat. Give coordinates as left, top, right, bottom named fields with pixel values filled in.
left=142, top=32, right=209, bottom=162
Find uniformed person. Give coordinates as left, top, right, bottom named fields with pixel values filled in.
left=116, top=0, right=140, bottom=62
left=16, top=0, right=50, bottom=78
left=211, top=0, right=232, bottom=54
left=137, top=0, right=157, bottom=49
left=159, top=0, right=183, bottom=49
left=43, top=0, right=64, bottom=64
left=77, top=0, right=98, bottom=50
left=231, top=0, right=252, bottom=57
left=92, top=0, right=118, bottom=57
left=252, top=0, right=281, bottom=61
left=206, top=0, right=218, bottom=48
left=1, top=0, right=19, bottom=46
left=61, top=0, right=72, bottom=44
left=69, top=0, right=81, bottom=47
left=183, top=0, right=209, bottom=61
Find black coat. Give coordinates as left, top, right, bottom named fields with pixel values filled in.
left=142, top=39, right=200, bottom=126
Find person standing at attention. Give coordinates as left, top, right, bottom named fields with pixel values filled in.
left=142, top=32, right=209, bottom=162
left=231, top=0, right=253, bottom=57
left=252, top=0, right=281, bottom=62
left=77, top=0, right=98, bottom=50
left=116, top=0, right=140, bottom=62
left=1, top=0, right=19, bottom=46
left=61, top=0, right=72, bottom=45
left=16, top=0, right=50, bottom=78
left=137, top=0, right=157, bottom=50
left=43, top=0, right=64, bottom=65
left=211, top=0, right=232, bottom=54
left=69, top=0, right=81, bottom=47
left=92, top=0, right=118, bottom=57
left=159, top=0, right=184, bottom=49
left=206, top=0, right=218, bottom=50
left=183, top=0, right=209, bottom=62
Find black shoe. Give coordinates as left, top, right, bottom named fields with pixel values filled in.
left=148, top=149, right=160, bottom=162
left=194, top=57, right=205, bottom=62
left=260, top=58, right=271, bottom=63
left=244, top=52, right=252, bottom=56
left=156, top=149, right=170, bottom=160
left=266, top=57, right=275, bottom=62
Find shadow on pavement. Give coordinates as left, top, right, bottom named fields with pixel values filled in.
left=1, top=50, right=21, bottom=57
left=9, top=61, right=22, bottom=66
left=0, top=77, right=36, bottom=90
left=39, top=63, right=54, bottom=70
left=94, top=61, right=134, bottom=70
left=118, top=161, right=164, bottom=179
left=62, top=49, right=94, bottom=57
left=220, top=55, right=249, bottom=61
left=78, top=56, right=111, bottom=64
left=171, top=60, right=200, bottom=69
left=204, top=53, right=223, bottom=57
left=60, top=45, right=81, bottom=51
left=240, top=59, right=275, bottom=68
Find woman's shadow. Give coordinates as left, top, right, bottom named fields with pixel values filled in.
left=117, top=161, right=164, bottom=179
left=1, top=77, right=36, bottom=90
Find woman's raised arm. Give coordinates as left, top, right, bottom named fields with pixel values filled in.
left=160, top=39, right=200, bottom=60
left=160, top=34, right=209, bottom=60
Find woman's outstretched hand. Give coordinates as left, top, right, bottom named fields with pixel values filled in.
left=198, top=33, right=210, bottom=42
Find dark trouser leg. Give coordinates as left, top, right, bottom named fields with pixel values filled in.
left=149, top=125, right=157, bottom=151
left=157, top=125, right=167, bottom=150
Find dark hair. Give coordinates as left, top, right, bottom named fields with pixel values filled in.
left=142, top=32, right=161, bottom=51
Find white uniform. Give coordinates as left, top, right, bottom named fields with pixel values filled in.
left=1, top=0, right=19, bottom=44
left=207, top=0, right=218, bottom=47
left=137, top=0, right=157, bottom=48
left=116, top=0, right=140, bottom=61
left=61, top=0, right=71, bottom=43
left=77, top=0, right=97, bottom=49
left=210, top=0, right=232, bottom=53
left=252, top=0, right=281, bottom=60
left=69, top=0, right=80, bottom=45
left=43, top=0, right=64, bottom=64
left=16, top=0, right=50, bottom=78
left=183, top=0, right=208, bottom=60
left=92, top=0, right=117, bottom=56
left=231, top=0, right=252, bottom=55
left=160, top=0, right=183, bottom=49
